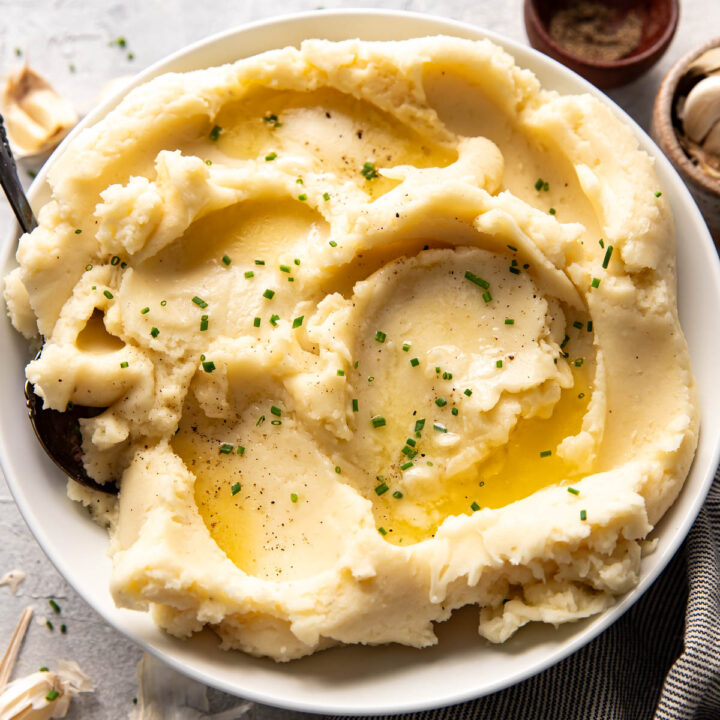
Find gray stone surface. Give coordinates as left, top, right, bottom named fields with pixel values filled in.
left=0, top=1, right=718, bottom=717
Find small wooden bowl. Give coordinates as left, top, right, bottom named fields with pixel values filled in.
left=524, top=0, right=679, bottom=89
left=652, top=37, right=720, bottom=248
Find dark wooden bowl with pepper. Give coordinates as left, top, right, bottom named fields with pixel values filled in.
left=524, top=0, right=679, bottom=89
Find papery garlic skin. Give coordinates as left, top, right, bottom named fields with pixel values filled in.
left=2, top=67, right=77, bottom=158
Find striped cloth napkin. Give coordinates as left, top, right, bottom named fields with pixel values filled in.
left=349, top=468, right=720, bottom=720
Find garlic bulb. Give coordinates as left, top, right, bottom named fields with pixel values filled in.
left=684, top=75, right=720, bottom=154
left=2, top=66, right=77, bottom=159
left=0, top=662, right=92, bottom=720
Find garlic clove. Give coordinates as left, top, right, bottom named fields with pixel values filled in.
left=683, top=74, right=720, bottom=144
left=683, top=47, right=720, bottom=82
left=2, top=66, right=77, bottom=159
left=703, top=117, right=720, bottom=157
left=0, top=662, right=91, bottom=720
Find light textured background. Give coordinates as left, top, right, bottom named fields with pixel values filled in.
left=1, top=1, right=718, bottom=717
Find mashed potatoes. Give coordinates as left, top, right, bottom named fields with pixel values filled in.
left=3, top=37, right=698, bottom=660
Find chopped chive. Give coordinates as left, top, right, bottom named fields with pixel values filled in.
left=400, top=461, right=413, bottom=471
left=540, top=450, right=552, bottom=457
left=237, top=446, right=245, bottom=455
left=435, top=367, right=441, bottom=374
left=451, top=407, right=459, bottom=416
left=509, top=266, right=520, bottom=275
left=256, top=415, right=265, bottom=426
left=580, top=509, right=587, bottom=521
left=271, top=419, right=282, bottom=426
left=470, top=501, right=480, bottom=512
left=255, top=259, right=265, bottom=266
left=591, top=277, right=600, bottom=288
left=141, top=306, right=150, bottom=314
left=561, top=334, right=570, bottom=348
left=244, top=271, right=254, bottom=279
left=535, top=178, right=544, bottom=191
left=352, top=398, right=359, bottom=412
left=442, top=371, right=452, bottom=380
left=464, top=388, right=472, bottom=396
left=401, top=446, right=417, bottom=458
left=231, top=482, right=241, bottom=495
left=655, top=191, right=662, bottom=198
left=46, top=620, right=53, bottom=630
left=61, top=624, right=67, bottom=635
left=270, top=314, right=279, bottom=326
left=378, top=527, right=387, bottom=536
left=219, top=443, right=234, bottom=454
left=368, top=376, right=374, bottom=382
left=192, top=296, right=208, bottom=308
left=375, top=481, right=389, bottom=495
left=507, top=244, right=518, bottom=252
left=253, top=317, right=261, bottom=327
left=279, top=265, right=291, bottom=273
left=549, top=208, right=556, bottom=215
left=202, top=360, right=215, bottom=373
left=206, top=159, right=213, bottom=166
left=371, top=416, right=386, bottom=428
left=329, top=240, right=338, bottom=247
left=375, top=330, right=386, bottom=343
left=406, top=438, right=416, bottom=447
left=200, top=315, right=209, bottom=331
left=110, top=255, right=120, bottom=265
left=361, top=161, right=379, bottom=180
left=599, top=239, right=605, bottom=248
left=160, top=300, right=167, bottom=307
left=602, top=245, right=614, bottom=269
left=496, top=360, right=503, bottom=368
left=49, top=599, right=61, bottom=614
left=296, top=178, right=304, bottom=185
left=435, top=397, right=447, bottom=407
left=574, top=358, right=584, bottom=367
left=567, top=487, right=580, bottom=495
left=45, top=690, right=60, bottom=702
left=75, top=228, right=82, bottom=235
left=263, top=114, right=281, bottom=126
left=323, top=192, right=330, bottom=201
left=482, top=290, right=492, bottom=303
left=433, top=423, right=447, bottom=433
left=103, top=290, right=113, bottom=299
left=270, top=405, right=282, bottom=417
left=292, top=316, right=304, bottom=328
left=392, top=490, right=403, bottom=499
left=209, top=125, right=222, bottom=141
left=39, top=667, right=49, bottom=672
left=410, top=357, right=420, bottom=367
left=265, top=152, right=277, bottom=161
left=120, top=361, right=129, bottom=368
left=402, top=343, right=411, bottom=352
left=263, top=289, right=275, bottom=300
left=415, top=419, right=425, bottom=432
left=464, top=271, right=490, bottom=289
left=85, top=264, right=93, bottom=271
left=578, top=392, right=585, bottom=399
left=505, top=318, right=515, bottom=325
left=337, top=369, right=345, bottom=376
left=298, top=194, right=307, bottom=202
left=335, top=466, right=342, bottom=474
left=290, top=492, right=298, bottom=503
left=150, top=327, right=159, bottom=338
left=573, top=321, right=583, bottom=329
left=587, top=321, right=593, bottom=332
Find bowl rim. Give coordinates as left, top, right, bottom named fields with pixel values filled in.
left=2, top=7, right=719, bottom=716
left=653, top=35, right=720, bottom=196
left=523, top=0, right=679, bottom=70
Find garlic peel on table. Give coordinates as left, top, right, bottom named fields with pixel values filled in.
left=2, top=66, right=77, bottom=159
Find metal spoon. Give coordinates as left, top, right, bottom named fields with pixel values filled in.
left=1, top=114, right=117, bottom=494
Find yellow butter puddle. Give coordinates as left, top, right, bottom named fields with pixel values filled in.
left=373, top=368, right=592, bottom=545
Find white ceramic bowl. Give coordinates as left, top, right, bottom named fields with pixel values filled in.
left=2, top=10, right=720, bottom=716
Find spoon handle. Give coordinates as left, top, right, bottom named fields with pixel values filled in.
left=0, top=114, right=37, bottom=235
